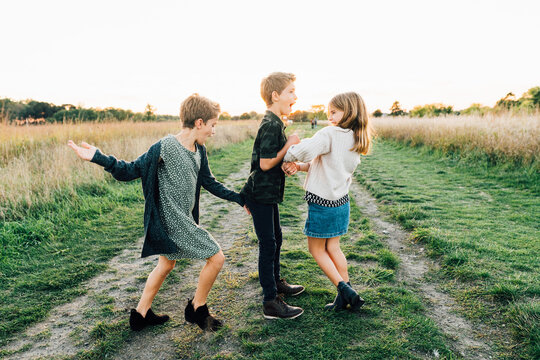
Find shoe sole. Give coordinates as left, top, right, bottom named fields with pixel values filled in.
left=277, top=288, right=305, bottom=297
left=263, top=309, right=304, bottom=320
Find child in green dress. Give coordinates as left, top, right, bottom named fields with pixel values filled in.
left=68, top=94, right=247, bottom=331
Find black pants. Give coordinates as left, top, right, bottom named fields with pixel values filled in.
left=245, top=198, right=282, bottom=301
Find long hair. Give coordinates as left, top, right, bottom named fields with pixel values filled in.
left=329, top=92, right=373, bottom=155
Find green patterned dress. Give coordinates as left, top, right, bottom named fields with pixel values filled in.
left=157, top=135, right=220, bottom=260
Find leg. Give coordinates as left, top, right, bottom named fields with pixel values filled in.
left=185, top=250, right=225, bottom=331
left=136, top=256, right=176, bottom=316
left=326, top=236, right=349, bottom=283
left=273, top=204, right=283, bottom=283
left=307, top=236, right=343, bottom=286
left=247, top=199, right=278, bottom=301
left=192, top=250, right=225, bottom=309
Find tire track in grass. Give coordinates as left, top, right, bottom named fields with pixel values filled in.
left=350, top=180, right=494, bottom=360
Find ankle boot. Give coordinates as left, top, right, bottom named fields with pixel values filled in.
left=347, top=281, right=365, bottom=310
left=324, top=291, right=345, bottom=311
left=145, top=308, right=170, bottom=325
left=129, top=309, right=147, bottom=331
left=337, top=281, right=364, bottom=309
left=185, top=299, right=223, bottom=331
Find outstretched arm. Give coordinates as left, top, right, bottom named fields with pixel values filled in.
left=68, top=140, right=96, bottom=161
left=67, top=140, right=144, bottom=182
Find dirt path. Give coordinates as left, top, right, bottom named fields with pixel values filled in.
left=2, top=162, right=254, bottom=360
left=349, top=180, right=494, bottom=360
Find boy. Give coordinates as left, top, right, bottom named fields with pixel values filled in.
left=241, top=72, right=305, bottom=319
left=68, top=94, right=246, bottom=331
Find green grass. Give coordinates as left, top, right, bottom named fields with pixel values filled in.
left=356, top=139, right=539, bottom=359
left=0, top=181, right=144, bottom=346
left=0, top=137, right=256, bottom=350
left=170, top=125, right=459, bottom=359
left=222, top=177, right=457, bottom=360
left=5, top=124, right=538, bottom=359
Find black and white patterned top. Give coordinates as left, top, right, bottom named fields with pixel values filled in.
left=304, top=191, right=349, bottom=207
left=157, top=135, right=220, bottom=260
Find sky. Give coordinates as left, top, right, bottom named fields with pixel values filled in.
left=1, top=0, right=539, bottom=115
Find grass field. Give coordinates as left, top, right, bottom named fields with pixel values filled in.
left=1, top=118, right=538, bottom=359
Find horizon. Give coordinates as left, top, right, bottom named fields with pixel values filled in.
left=1, top=0, right=539, bottom=116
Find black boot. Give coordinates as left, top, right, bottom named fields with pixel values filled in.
left=185, top=299, right=223, bottom=331
left=324, top=291, right=345, bottom=311
left=129, top=309, right=147, bottom=331
left=337, top=281, right=365, bottom=310
left=145, top=308, right=170, bottom=326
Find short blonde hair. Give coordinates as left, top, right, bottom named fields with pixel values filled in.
left=180, top=94, right=220, bottom=128
left=329, top=92, right=373, bottom=155
left=260, top=72, right=296, bottom=106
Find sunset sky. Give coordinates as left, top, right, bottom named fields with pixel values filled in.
left=1, top=0, right=539, bottom=115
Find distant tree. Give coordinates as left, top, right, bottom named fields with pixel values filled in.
left=518, top=87, right=540, bottom=109
left=372, top=109, right=383, bottom=117
left=461, top=103, right=491, bottom=116
left=288, top=110, right=310, bottom=122
left=240, top=112, right=251, bottom=120
left=21, top=100, right=60, bottom=120
left=495, top=92, right=519, bottom=110
left=310, top=104, right=327, bottom=120
left=249, top=111, right=258, bottom=118
left=389, top=101, right=405, bottom=116
left=219, top=112, right=231, bottom=120
left=410, top=103, right=453, bottom=117
left=144, top=104, right=156, bottom=121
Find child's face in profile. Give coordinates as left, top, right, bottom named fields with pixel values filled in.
left=274, top=82, right=297, bottom=116
left=328, top=105, right=344, bottom=126
left=196, top=118, right=217, bottom=145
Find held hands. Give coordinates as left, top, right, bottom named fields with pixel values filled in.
left=282, top=162, right=298, bottom=176
left=67, top=140, right=97, bottom=161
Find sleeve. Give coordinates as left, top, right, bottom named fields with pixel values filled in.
left=284, top=127, right=332, bottom=162
left=199, top=147, right=245, bottom=206
left=91, top=149, right=145, bottom=182
left=259, top=123, right=282, bottom=159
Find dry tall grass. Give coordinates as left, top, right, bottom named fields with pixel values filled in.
left=0, top=120, right=258, bottom=219
left=372, top=114, right=540, bottom=166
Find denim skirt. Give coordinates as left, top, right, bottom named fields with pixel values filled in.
left=303, top=201, right=350, bottom=238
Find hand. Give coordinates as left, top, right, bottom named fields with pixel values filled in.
left=243, top=205, right=251, bottom=215
left=281, top=162, right=298, bottom=176
left=67, top=140, right=97, bottom=161
left=286, top=133, right=300, bottom=146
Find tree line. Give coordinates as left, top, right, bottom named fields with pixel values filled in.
left=372, top=86, right=540, bottom=118
left=0, top=99, right=178, bottom=125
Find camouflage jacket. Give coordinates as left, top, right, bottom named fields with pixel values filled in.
left=241, top=111, right=287, bottom=204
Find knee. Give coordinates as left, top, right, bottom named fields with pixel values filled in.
left=208, top=251, right=225, bottom=269
left=157, top=259, right=175, bottom=275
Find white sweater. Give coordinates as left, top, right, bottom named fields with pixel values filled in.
left=284, top=125, right=360, bottom=200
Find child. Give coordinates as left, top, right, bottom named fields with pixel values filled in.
left=68, top=94, right=247, bottom=331
left=240, top=72, right=305, bottom=319
left=283, top=91, right=373, bottom=311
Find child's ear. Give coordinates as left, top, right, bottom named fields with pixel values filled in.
left=271, top=90, right=280, bottom=103
left=195, top=118, right=203, bottom=129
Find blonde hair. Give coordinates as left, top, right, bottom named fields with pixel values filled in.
left=329, top=92, right=373, bottom=155
left=180, top=94, right=220, bottom=128
left=260, top=72, right=296, bottom=106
